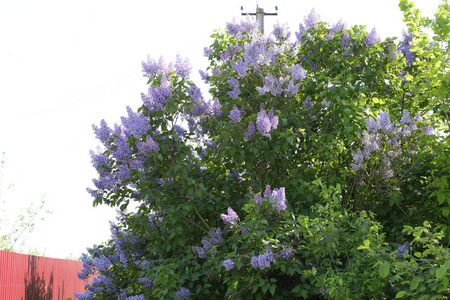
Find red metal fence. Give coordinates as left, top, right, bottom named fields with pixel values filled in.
left=0, top=250, right=87, bottom=300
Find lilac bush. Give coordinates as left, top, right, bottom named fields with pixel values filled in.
left=78, top=2, right=449, bottom=299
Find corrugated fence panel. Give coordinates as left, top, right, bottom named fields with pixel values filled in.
left=0, top=250, right=88, bottom=300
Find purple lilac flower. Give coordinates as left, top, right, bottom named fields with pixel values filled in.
left=227, top=77, right=241, bottom=99
left=190, top=101, right=210, bottom=118
left=263, top=185, right=272, bottom=198
left=208, top=227, right=224, bottom=245
left=289, top=64, right=306, bottom=81
left=295, top=23, right=306, bottom=43
left=422, top=125, right=434, bottom=135
left=203, top=47, right=211, bottom=57
left=256, top=74, right=282, bottom=96
left=382, top=169, right=394, bottom=179
left=272, top=187, right=287, bottom=211
left=116, top=164, right=131, bottom=182
left=256, top=109, right=272, bottom=136
left=242, top=37, right=273, bottom=67
left=175, top=54, right=191, bottom=78
left=90, top=149, right=109, bottom=172
left=192, top=246, right=206, bottom=258
left=198, top=69, right=209, bottom=83
left=270, top=114, right=279, bottom=130
left=341, top=31, right=350, bottom=48
left=93, top=173, right=118, bottom=190
left=397, top=241, right=409, bottom=258
left=244, top=121, right=256, bottom=141
left=251, top=247, right=275, bottom=270
left=147, top=75, right=172, bottom=110
left=320, top=287, right=329, bottom=296
left=138, top=277, right=154, bottom=289
left=333, top=19, right=346, bottom=32
left=400, top=109, right=412, bottom=124
left=86, top=188, right=101, bottom=199
left=189, top=86, right=203, bottom=102
left=222, top=259, right=235, bottom=271
left=229, top=105, right=242, bottom=123
left=285, top=80, right=300, bottom=96
left=377, top=111, right=393, bottom=133
left=226, top=16, right=259, bottom=36
left=273, top=22, right=291, bottom=41
left=212, top=98, right=222, bottom=117
left=136, top=135, right=159, bottom=154
left=231, top=59, right=248, bottom=77
left=398, top=31, right=414, bottom=65
left=366, top=116, right=379, bottom=133
left=220, top=207, right=239, bottom=224
left=365, top=28, right=380, bottom=48
left=175, top=287, right=191, bottom=299
left=121, top=106, right=150, bottom=139
left=142, top=56, right=166, bottom=78
left=78, top=253, right=94, bottom=280
left=254, top=193, right=263, bottom=204
left=74, top=290, right=95, bottom=300
left=279, top=246, right=293, bottom=260
left=125, top=295, right=145, bottom=300
left=304, top=9, right=320, bottom=29
left=92, top=119, right=112, bottom=144
left=350, top=149, right=365, bottom=171
left=173, top=125, right=185, bottom=138
left=303, top=96, right=314, bottom=109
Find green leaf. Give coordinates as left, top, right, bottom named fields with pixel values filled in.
left=396, top=291, right=407, bottom=298
left=410, top=277, right=420, bottom=290
left=269, top=285, right=276, bottom=296
left=379, top=263, right=390, bottom=279
left=436, top=266, right=448, bottom=279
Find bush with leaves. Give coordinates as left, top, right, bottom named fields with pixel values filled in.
left=77, top=1, right=449, bottom=299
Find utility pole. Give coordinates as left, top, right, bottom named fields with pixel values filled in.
left=241, top=5, right=278, bottom=34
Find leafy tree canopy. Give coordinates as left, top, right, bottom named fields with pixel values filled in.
left=77, top=1, right=450, bottom=299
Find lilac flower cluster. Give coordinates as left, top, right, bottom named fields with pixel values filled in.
left=138, top=276, right=155, bottom=289
left=244, top=121, right=256, bottom=141
left=272, top=22, right=291, bottom=42
left=145, top=76, right=172, bottom=110
left=76, top=211, right=156, bottom=299
left=279, top=246, right=293, bottom=260
left=226, top=16, right=259, bottom=36
left=364, top=28, right=380, bottom=48
left=256, top=74, right=282, bottom=96
left=220, top=207, right=239, bottom=224
left=256, top=108, right=279, bottom=137
left=142, top=56, right=171, bottom=78
left=93, top=119, right=112, bottom=144
left=121, top=106, right=150, bottom=138
left=351, top=110, right=433, bottom=178
left=175, top=287, right=191, bottom=299
left=253, top=185, right=288, bottom=212
left=228, top=105, right=242, bottom=123
left=212, top=98, right=222, bottom=117
left=192, top=227, right=224, bottom=258
left=136, top=135, right=160, bottom=154
left=175, top=54, right=192, bottom=78
left=251, top=246, right=275, bottom=270
left=222, top=259, right=235, bottom=271
left=397, top=241, right=409, bottom=258
left=304, top=9, right=320, bottom=29
left=227, top=77, right=241, bottom=99
left=295, top=9, right=320, bottom=43
left=398, top=31, right=415, bottom=65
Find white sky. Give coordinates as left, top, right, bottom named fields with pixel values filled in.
left=0, top=0, right=442, bottom=259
